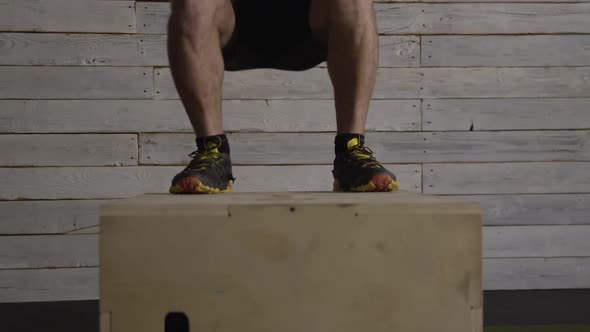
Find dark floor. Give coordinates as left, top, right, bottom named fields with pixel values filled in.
left=487, top=327, right=590, bottom=332
left=1, top=290, right=589, bottom=332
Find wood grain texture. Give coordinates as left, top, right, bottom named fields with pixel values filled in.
left=1, top=227, right=588, bottom=301
left=425, top=162, right=590, bottom=195
left=137, top=2, right=590, bottom=35
left=0, top=67, right=153, bottom=99
left=0, top=165, right=421, bottom=200
left=0, top=0, right=135, bottom=33
left=0, top=99, right=420, bottom=133
left=0, top=268, right=99, bottom=303
left=483, top=226, right=590, bottom=258
left=0, top=33, right=417, bottom=67
left=139, top=131, right=590, bottom=165
left=422, top=35, right=590, bottom=67
left=101, top=192, right=478, bottom=213
left=139, top=132, right=421, bottom=165
left=2, top=258, right=589, bottom=302
left=155, top=67, right=590, bottom=99
left=0, top=235, right=98, bottom=270
left=1, top=0, right=589, bottom=303
left=458, top=194, right=590, bottom=226
left=0, top=134, right=137, bottom=167
left=376, top=3, right=590, bottom=34
left=0, top=200, right=104, bottom=235
left=155, top=67, right=336, bottom=99
left=418, top=67, right=590, bottom=99
left=136, top=1, right=169, bottom=34
left=378, top=35, right=420, bottom=67
left=484, top=258, right=590, bottom=290
left=0, top=33, right=165, bottom=66
left=423, top=99, right=590, bottom=131
left=99, top=192, right=479, bottom=332
left=2, top=226, right=587, bottom=270
left=1, top=194, right=587, bottom=237
left=0, top=0, right=588, bottom=309
left=418, top=131, right=590, bottom=162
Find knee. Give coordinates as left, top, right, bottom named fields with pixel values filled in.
left=169, top=0, right=233, bottom=38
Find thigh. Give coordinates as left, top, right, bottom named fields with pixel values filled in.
left=170, top=0, right=235, bottom=46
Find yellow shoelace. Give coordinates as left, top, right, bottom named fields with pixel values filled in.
left=187, top=147, right=220, bottom=171
left=348, top=145, right=382, bottom=168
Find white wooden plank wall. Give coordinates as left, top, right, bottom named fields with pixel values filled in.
left=0, top=0, right=589, bottom=303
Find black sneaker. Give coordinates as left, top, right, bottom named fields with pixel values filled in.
left=332, top=137, right=400, bottom=192
left=169, top=141, right=234, bottom=194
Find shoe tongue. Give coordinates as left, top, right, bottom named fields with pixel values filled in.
left=196, top=135, right=225, bottom=151
left=347, top=138, right=361, bottom=151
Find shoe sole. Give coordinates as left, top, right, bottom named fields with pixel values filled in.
left=333, top=174, right=401, bottom=193
left=169, top=177, right=233, bottom=194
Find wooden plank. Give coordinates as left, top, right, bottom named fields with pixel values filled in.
left=0, top=268, right=99, bottom=303
left=0, top=235, right=98, bottom=270
left=0, top=67, right=153, bottom=99
left=139, top=132, right=423, bottom=165
left=458, top=194, right=590, bottom=226
left=155, top=68, right=338, bottom=99
left=424, top=162, right=590, bottom=195
left=0, top=33, right=165, bottom=66
left=1, top=194, right=587, bottom=236
left=378, top=35, right=420, bottom=67
left=102, top=192, right=479, bottom=211
left=0, top=33, right=417, bottom=67
left=137, top=2, right=590, bottom=35
left=139, top=131, right=590, bottom=165
left=2, top=258, right=587, bottom=302
left=483, top=226, right=590, bottom=258
left=0, top=99, right=420, bottom=133
left=0, top=200, right=103, bottom=235
left=0, top=0, right=135, bottom=33
left=376, top=3, right=590, bottom=34
left=418, top=67, right=590, bottom=99
left=208, top=164, right=417, bottom=193
left=422, top=35, right=590, bottom=67
left=0, top=134, right=138, bottom=167
left=0, top=166, right=178, bottom=200
left=2, top=227, right=586, bottom=279
left=155, top=67, right=590, bottom=99
left=484, top=258, right=590, bottom=290
left=0, top=165, right=421, bottom=200
left=2, top=258, right=589, bottom=302
left=2, top=226, right=587, bottom=270
left=218, top=163, right=410, bottom=193
left=423, top=99, right=590, bottom=131
left=418, top=131, right=590, bottom=163
left=136, top=1, right=169, bottom=34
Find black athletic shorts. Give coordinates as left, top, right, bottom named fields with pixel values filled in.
left=222, top=0, right=327, bottom=71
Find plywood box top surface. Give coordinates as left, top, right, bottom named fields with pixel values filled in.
left=101, top=191, right=480, bottom=216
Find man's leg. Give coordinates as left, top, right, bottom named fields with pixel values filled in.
left=310, top=0, right=399, bottom=192
left=309, top=0, right=377, bottom=134
left=168, top=0, right=236, bottom=194
left=168, top=0, right=235, bottom=136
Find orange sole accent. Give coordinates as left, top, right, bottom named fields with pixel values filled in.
left=169, top=177, right=233, bottom=194
left=333, top=174, right=400, bottom=193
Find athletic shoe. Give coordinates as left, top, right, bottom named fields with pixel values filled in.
left=332, top=137, right=400, bottom=192
left=169, top=141, right=234, bottom=194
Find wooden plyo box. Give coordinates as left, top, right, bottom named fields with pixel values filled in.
left=100, top=192, right=482, bottom=332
